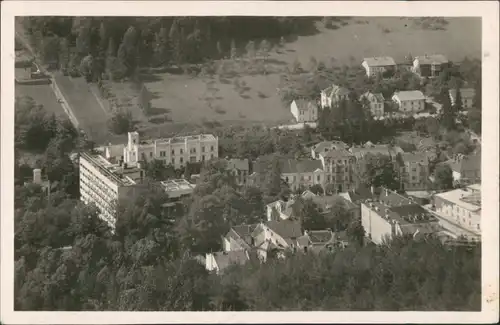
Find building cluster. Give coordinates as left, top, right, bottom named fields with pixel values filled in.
left=289, top=53, right=475, bottom=124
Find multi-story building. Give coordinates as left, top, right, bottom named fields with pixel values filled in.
left=79, top=152, right=146, bottom=228
left=361, top=197, right=441, bottom=245
left=398, top=152, right=429, bottom=191
left=392, top=90, right=426, bottom=113
left=359, top=92, right=385, bottom=118
left=311, top=141, right=349, bottom=159
left=123, top=131, right=218, bottom=170
left=226, top=158, right=250, bottom=185
left=412, top=54, right=450, bottom=78
left=281, top=159, right=326, bottom=192
left=317, top=147, right=355, bottom=193
left=361, top=56, right=397, bottom=78
left=320, top=84, right=350, bottom=108
left=432, top=186, right=481, bottom=235
left=290, top=99, right=319, bottom=123
left=449, top=88, right=476, bottom=110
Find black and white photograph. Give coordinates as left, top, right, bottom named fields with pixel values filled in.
left=1, top=1, right=498, bottom=323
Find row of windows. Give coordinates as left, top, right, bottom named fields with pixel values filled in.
left=155, top=145, right=216, bottom=157
left=80, top=165, right=118, bottom=197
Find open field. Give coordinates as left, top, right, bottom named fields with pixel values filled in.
left=99, top=17, right=481, bottom=140
left=15, top=83, right=66, bottom=117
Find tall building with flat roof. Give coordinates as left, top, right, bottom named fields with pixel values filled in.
left=123, top=131, right=218, bottom=169
left=79, top=152, right=145, bottom=228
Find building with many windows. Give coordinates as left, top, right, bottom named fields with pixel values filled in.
left=412, top=54, right=449, bottom=78
left=398, top=152, right=429, bottom=191
left=361, top=56, right=397, bottom=78
left=79, top=152, right=146, bottom=228
left=317, top=146, right=355, bottom=193
left=123, top=131, right=218, bottom=169
left=392, top=90, right=426, bottom=113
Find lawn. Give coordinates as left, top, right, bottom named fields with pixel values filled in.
left=101, top=17, right=480, bottom=140
left=15, top=83, right=66, bottom=117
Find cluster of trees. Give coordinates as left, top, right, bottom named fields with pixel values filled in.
left=22, top=16, right=318, bottom=81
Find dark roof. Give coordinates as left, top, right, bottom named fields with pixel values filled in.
left=311, top=195, right=357, bottom=211
left=230, top=224, right=258, bottom=247
left=312, top=141, right=349, bottom=154
left=389, top=204, right=429, bottom=219
left=449, top=88, right=475, bottom=100
left=415, top=54, right=449, bottom=65
left=281, top=159, right=323, bottom=174
left=363, top=56, right=396, bottom=67
left=308, top=230, right=334, bottom=244
left=226, top=158, right=250, bottom=171
left=321, top=148, right=353, bottom=159
left=266, top=220, right=303, bottom=239
left=347, top=186, right=374, bottom=203
left=379, top=188, right=413, bottom=206
left=213, top=251, right=249, bottom=271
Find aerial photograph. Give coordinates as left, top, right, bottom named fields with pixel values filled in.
left=13, top=15, right=482, bottom=311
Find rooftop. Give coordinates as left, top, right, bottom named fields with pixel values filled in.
left=226, top=158, right=249, bottom=171
left=467, top=183, right=481, bottom=192
left=266, top=220, right=303, bottom=239
left=401, top=152, right=428, bottom=164
left=160, top=179, right=196, bottom=194
left=449, top=88, right=476, bottom=100
left=363, top=200, right=438, bottom=225
left=281, top=159, right=324, bottom=174
left=312, top=141, right=349, bottom=154
left=135, top=133, right=218, bottom=146
left=360, top=92, right=385, bottom=103
left=293, top=99, right=318, bottom=110
left=415, top=54, right=449, bottom=65
left=434, top=188, right=481, bottom=212
left=322, top=84, right=350, bottom=97
left=393, top=90, right=426, bottom=101
left=80, top=152, right=138, bottom=187
left=307, top=230, right=334, bottom=244
left=212, top=251, right=249, bottom=271
left=320, top=148, right=354, bottom=159
left=379, top=188, right=413, bottom=206
left=363, top=56, right=396, bottom=67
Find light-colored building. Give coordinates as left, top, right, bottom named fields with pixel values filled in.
left=399, top=152, right=429, bottom=191
left=449, top=88, right=475, bottom=110
left=361, top=200, right=441, bottom=245
left=317, top=147, right=355, bottom=193
left=412, top=54, right=449, bottom=78
left=160, top=178, right=196, bottom=200
left=79, top=152, right=145, bottom=228
left=392, top=90, right=426, bottom=113
left=433, top=187, right=481, bottom=235
left=223, top=224, right=258, bottom=252
left=265, top=199, right=295, bottom=221
left=123, top=131, right=218, bottom=170
left=290, top=99, right=319, bottom=123
left=320, top=84, right=350, bottom=108
left=226, top=158, right=250, bottom=185
left=281, top=159, right=326, bottom=191
left=251, top=220, right=303, bottom=262
left=359, top=92, right=385, bottom=117
left=361, top=56, right=397, bottom=78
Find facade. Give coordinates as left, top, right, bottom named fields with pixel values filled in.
left=412, top=54, right=450, bottom=78
left=123, top=131, right=218, bottom=170
left=265, top=199, right=295, bottom=221
left=361, top=56, right=397, bottom=78
left=399, top=152, right=429, bottom=191
left=79, top=152, right=145, bottom=228
left=392, top=90, right=426, bottom=113
left=320, top=84, right=350, bottom=108
left=445, top=153, right=481, bottom=185
left=433, top=187, right=481, bottom=235
left=226, top=158, right=250, bottom=185
left=449, top=88, right=475, bottom=110
left=359, top=92, right=385, bottom=117
left=318, top=148, right=356, bottom=193
left=361, top=199, right=441, bottom=245
left=281, top=159, right=326, bottom=191
left=290, top=99, right=319, bottom=123
left=251, top=220, right=303, bottom=261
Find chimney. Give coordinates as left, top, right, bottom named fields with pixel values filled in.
left=33, top=168, right=42, bottom=184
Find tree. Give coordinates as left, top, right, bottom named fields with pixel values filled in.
left=454, top=87, right=463, bottom=111
left=433, top=163, right=454, bottom=190
left=292, top=198, right=326, bottom=230
left=216, top=41, right=223, bottom=58
left=75, top=24, right=91, bottom=57
left=117, top=26, right=139, bottom=76
left=245, top=41, right=256, bottom=59
left=363, top=153, right=400, bottom=191
left=79, top=54, right=94, bottom=82
left=40, top=36, right=60, bottom=66
left=230, top=39, right=237, bottom=59
left=309, top=184, right=324, bottom=196
left=108, top=110, right=133, bottom=135
left=439, top=87, right=457, bottom=130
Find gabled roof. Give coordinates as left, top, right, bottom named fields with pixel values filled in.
left=312, top=141, right=349, bottom=154
left=360, top=91, right=385, bottom=103
left=449, top=88, right=476, bottom=100
left=393, top=90, right=426, bottom=101
left=379, top=188, right=413, bottom=206
left=226, top=158, right=250, bottom=171
left=415, top=54, right=449, bottom=65
left=311, top=195, right=357, bottom=211
left=213, top=251, right=249, bottom=271
left=293, top=99, right=318, bottom=111
left=401, top=152, right=428, bottom=164
left=363, top=56, right=396, bottom=67
left=281, top=159, right=324, bottom=174
left=308, top=230, right=334, bottom=244
left=322, top=84, right=350, bottom=97
left=320, top=148, right=353, bottom=159
left=266, top=220, right=303, bottom=239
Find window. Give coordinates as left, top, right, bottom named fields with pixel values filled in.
left=308, top=176, right=311, bottom=181
left=317, top=175, right=320, bottom=182
left=337, top=160, right=342, bottom=164
left=285, top=176, right=289, bottom=182
left=202, top=146, right=205, bottom=153
left=211, top=154, right=214, bottom=159
left=412, top=176, right=416, bottom=180
left=171, top=149, right=175, bottom=155
left=202, top=155, right=205, bottom=161
left=160, top=151, right=166, bottom=157
left=412, top=168, right=417, bottom=172
left=190, top=148, right=196, bottom=154
left=180, top=149, right=183, bottom=154
left=211, top=145, right=214, bottom=151
left=171, top=158, right=175, bottom=164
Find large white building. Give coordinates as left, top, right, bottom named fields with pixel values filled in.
left=79, top=152, right=145, bottom=228
left=122, top=131, right=219, bottom=169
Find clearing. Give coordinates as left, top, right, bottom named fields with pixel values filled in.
left=15, top=83, right=66, bottom=117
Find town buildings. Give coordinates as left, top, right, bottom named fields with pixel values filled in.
left=290, top=99, right=319, bottom=123
left=398, top=152, right=429, bottom=191
left=361, top=56, right=397, bottom=78
left=392, top=90, right=426, bottom=113
left=316, top=145, right=355, bottom=193
left=281, top=159, right=325, bottom=191
left=320, top=84, right=350, bottom=108
left=361, top=189, right=442, bottom=245
left=123, top=131, right=219, bottom=169
left=311, top=141, right=349, bottom=159
left=432, top=185, right=481, bottom=235
left=359, top=92, right=385, bottom=117
left=160, top=179, right=196, bottom=201
left=412, top=54, right=450, bottom=78
left=225, top=158, right=250, bottom=185
left=79, top=152, right=145, bottom=228
left=265, top=199, right=295, bottom=221
left=205, top=250, right=250, bottom=274
left=449, top=88, right=476, bottom=110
